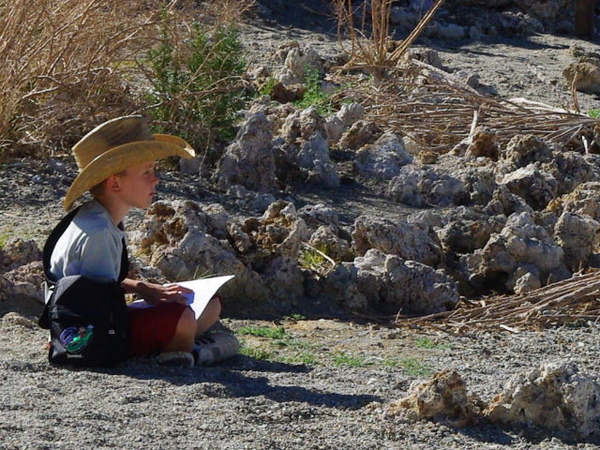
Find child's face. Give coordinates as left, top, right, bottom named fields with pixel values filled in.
left=116, top=160, right=159, bottom=210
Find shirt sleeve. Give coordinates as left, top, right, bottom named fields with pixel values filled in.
left=76, top=227, right=123, bottom=281
left=49, top=200, right=126, bottom=282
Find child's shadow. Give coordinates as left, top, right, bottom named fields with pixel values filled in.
left=121, top=355, right=382, bottom=410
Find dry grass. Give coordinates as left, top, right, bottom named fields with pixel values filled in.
left=0, top=0, right=162, bottom=158
left=0, top=0, right=256, bottom=160
left=338, top=59, right=600, bottom=154
left=397, top=269, right=600, bottom=333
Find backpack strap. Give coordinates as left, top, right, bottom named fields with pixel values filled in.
left=117, top=236, right=129, bottom=283
left=42, top=205, right=129, bottom=285
left=43, top=206, right=82, bottom=285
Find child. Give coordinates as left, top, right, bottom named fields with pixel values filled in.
left=49, top=115, right=238, bottom=368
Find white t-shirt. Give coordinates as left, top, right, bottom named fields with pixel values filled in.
left=49, top=200, right=127, bottom=282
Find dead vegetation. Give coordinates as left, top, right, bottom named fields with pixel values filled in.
left=0, top=0, right=256, bottom=160
left=0, top=0, right=158, bottom=157
left=331, top=0, right=599, bottom=155
left=344, top=61, right=600, bottom=154
left=333, top=0, right=445, bottom=80
left=398, top=269, right=600, bottom=333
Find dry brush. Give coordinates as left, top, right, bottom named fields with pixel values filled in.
left=0, top=0, right=256, bottom=160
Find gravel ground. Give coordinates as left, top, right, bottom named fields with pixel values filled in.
left=2, top=2, right=600, bottom=449
left=1, top=314, right=599, bottom=449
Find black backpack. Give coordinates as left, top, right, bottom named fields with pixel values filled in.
left=38, top=206, right=131, bottom=368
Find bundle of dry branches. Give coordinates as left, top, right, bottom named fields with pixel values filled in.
left=333, top=0, right=446, bottom=80
left=397, top=269, right=600, bottom=333
left=343, top=60, right=600, bottom=154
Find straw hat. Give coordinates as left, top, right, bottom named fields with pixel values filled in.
left=63, top=115, right=195, bottom=210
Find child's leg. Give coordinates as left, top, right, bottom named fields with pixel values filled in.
left=195, top=296, right=222, bottom=337
left=161, top=307, right=197, bottom=353
left=128, top=302, right=193, bottom=357
left=192, top=296, right=238, bottom=365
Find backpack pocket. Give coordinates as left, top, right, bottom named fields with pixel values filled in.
left=40, top=275, right=130, bottom=368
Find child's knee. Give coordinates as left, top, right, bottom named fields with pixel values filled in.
left=195, top=296, right=222, bottom=335
left=206, top=296, right=222, bottom=319
left=162, top=307, right=197, bottom=353
left=180, top=307, right=197, bottom=332
left=174, top=308, right=197, bottom=341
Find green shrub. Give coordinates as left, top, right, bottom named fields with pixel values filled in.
left=589, top=109, right=600, bottom=119
left=294, top=67, right=335, bottom=116
left=259, top=76, right=278, bottom=96
left=144, top=22, right=248, bottom=167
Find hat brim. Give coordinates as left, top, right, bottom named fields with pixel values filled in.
left=63, top=134, right=195, bottom=211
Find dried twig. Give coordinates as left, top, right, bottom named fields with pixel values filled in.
left=333, top=0, right=445, bottom=79
left=388, top=0, right=446, bottom=63
left=337, top=60, right=599, bottom=153
left=397, top=270, right=600, bottom=333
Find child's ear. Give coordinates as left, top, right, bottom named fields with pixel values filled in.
left=106, top=175, right=122, bottom=193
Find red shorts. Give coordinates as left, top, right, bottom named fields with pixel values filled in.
left=128, top=302, right=189, bottom=357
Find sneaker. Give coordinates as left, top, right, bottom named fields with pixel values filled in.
left=193, top=332, right=240, bottom=366
left=155, top=351, right=194, bottom=369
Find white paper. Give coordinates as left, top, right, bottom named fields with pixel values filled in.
left=128, top=275, right=235, bottom=319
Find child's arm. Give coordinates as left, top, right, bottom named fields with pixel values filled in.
left=121, top=278, right=193, bottom=306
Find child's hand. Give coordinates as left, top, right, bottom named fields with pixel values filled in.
left=159, top=283, right=194, bottom=305
left=123, top=278, right=193, bottom=306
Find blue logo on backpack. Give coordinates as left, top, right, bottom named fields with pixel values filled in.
left=60, top=325, right=94, bottom=353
